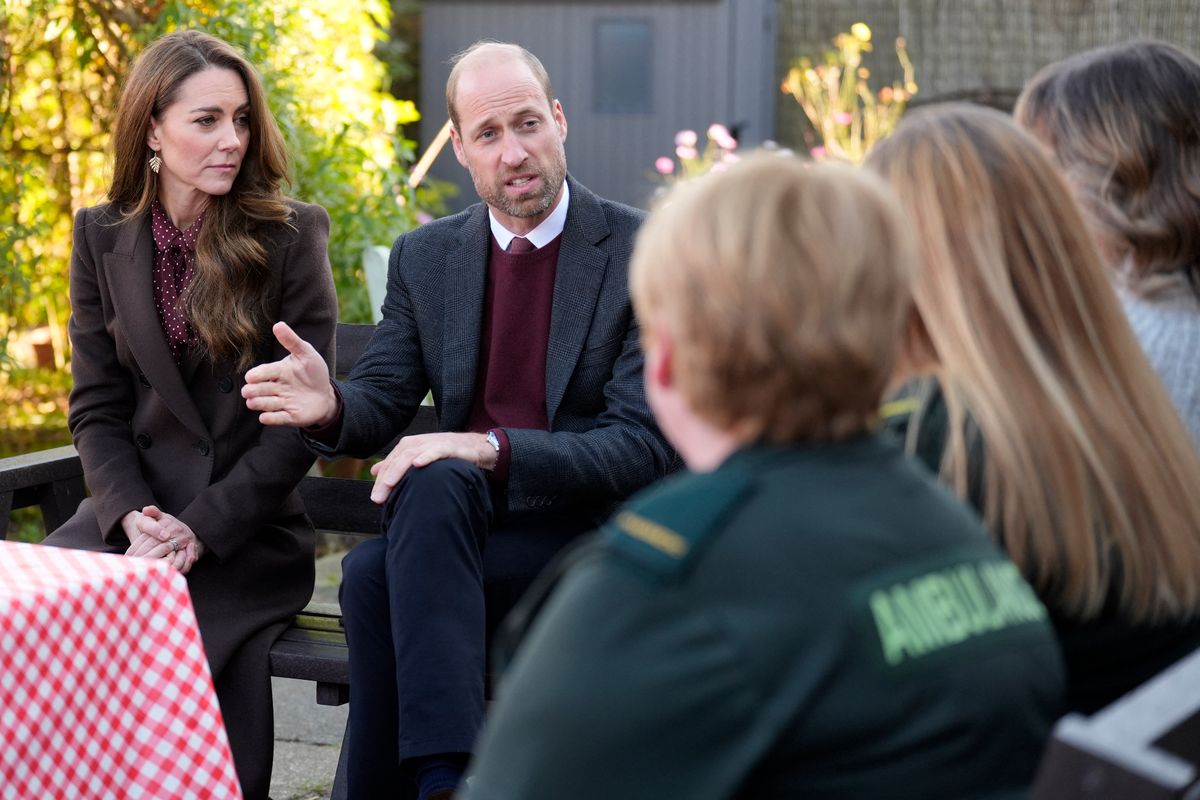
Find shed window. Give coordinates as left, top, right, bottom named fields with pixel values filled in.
left=594, top=19, right=653, bottom=113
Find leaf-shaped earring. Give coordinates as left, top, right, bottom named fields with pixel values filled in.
left=149, top=151, right=163, bottom=174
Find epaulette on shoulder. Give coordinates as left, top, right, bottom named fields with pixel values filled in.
left=879, top=396, right=918, bottom=424
left=602, top=467, right=754, bottom=581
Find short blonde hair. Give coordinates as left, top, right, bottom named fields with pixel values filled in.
left=630, top=153, right=915, bottom=444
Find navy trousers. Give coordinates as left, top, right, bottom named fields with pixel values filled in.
left=338, top=458, right=596, bottom=798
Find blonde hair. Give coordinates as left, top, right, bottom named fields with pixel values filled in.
left=630, top=153, right=914, bottom=444
left=867, top=103, right=1200, bottom=622
left=1016, top=40, right=1200, bottom=298
left=109, top=30, right=292, bottom=371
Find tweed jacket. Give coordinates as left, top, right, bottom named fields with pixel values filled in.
left=309, top=176, right=674, bottom=514
left=45, top=199, right=337, bottom=676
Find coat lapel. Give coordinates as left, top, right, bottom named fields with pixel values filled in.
left=440, top=205, right=491, bottom=429
left=546, top=178, right=609, bottom=423
left=103, top=214, right=210, bottom=439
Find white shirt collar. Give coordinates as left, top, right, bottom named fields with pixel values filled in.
left=489, top=181, right=570, bottom=250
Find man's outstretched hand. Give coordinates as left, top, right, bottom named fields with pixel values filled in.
left=243, top=321, right=337, bottom=428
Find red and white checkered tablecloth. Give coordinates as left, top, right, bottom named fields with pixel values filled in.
left=0, top=540, right=242, bottom=799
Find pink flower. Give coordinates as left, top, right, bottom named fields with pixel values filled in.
left=675, top=145, right=699, bottom=161
left=834, top=111, right=853, bottom=125
left=415, top=211, right=434, bottom=225
left=674, top=129, right=698, bottom=148
left=810, top=146, right=827, bottom=159
left=707, top=123, right=738, bottom=150
left=654, top=157, right=675, bottom=175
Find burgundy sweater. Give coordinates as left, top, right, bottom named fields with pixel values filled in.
left=465, top=233, right=562, bottom=481
left=313, top=233, right=562, bottom=486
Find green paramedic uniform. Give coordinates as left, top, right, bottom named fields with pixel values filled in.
left=464, top=437, right=1065, bottom=800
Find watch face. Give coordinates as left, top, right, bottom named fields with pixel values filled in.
left=487, top=431, right=500, bottom=451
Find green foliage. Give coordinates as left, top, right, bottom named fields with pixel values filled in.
left=2, top=0, right=121, bottom=359
left=0, top=366, right=72, bottom=458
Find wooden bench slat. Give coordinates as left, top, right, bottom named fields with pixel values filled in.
left=301, top=601, right=343, bottom=617
left=0, top=445, right=83, bottom=492
left=269, top=637, right=351, bottom=706
left=334, top=323, right=376, bottom=380
left=293, top=617, right=343, bottom=634
left=301, top=477, right=380, bottom=534
left=0, top=446, right=85, bottom=540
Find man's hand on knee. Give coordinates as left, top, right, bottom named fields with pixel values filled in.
left=369, top=432, right=497, bottom=504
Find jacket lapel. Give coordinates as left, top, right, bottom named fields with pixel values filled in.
left=103, top=214, right=210, bottom=439
left=546, top=178, right=609, bottom=423
left=440, top=205, right=491, bottom=429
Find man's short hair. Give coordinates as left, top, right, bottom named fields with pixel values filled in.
left=630, top=153, right=915, bottom=443
left=445, top=41, right=556, bottom=128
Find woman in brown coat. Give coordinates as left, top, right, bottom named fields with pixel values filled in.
left=43, top=30, right=337, bottom=798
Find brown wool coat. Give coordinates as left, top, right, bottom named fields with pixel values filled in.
left=43, top=199, right=337, bottom=796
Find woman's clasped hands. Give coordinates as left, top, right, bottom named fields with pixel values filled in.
left=122, top=505, right=206, bottom=574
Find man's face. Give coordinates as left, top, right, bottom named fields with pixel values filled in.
left=449, top=56, right=568, bottom=234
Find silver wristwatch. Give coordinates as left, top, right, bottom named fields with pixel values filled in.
left=485, top=430, right=501, bottom=453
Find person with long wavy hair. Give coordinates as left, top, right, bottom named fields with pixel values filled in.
left=868, top=103, right=1200, bottom=713
left=42, top=30, right=337, bottom=797
left=1016, top=39, right=1200, bottom=449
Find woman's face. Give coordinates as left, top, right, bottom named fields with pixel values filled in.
left=147, top=67, right=250, bottom=214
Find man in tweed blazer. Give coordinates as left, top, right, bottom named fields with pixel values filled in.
left=244, top=42, right=674, bottom=799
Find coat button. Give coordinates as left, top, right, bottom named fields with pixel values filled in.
left=135, top=433, right=152, bottom=449
left=217, top=376, right=234, bottom=393
left=138, top=372, right=151, bottom=388
left=195, top=439, right=210, bottom=456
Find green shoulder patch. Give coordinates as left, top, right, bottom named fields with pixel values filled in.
left=851, top=546, right=1052, bottom=676
left=602, top=467, right=754, bottom=581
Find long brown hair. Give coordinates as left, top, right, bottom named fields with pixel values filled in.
left=1016, top=40, right=1200, bottom=299
left=867, top=104, right=1200, bottom=623
left=109, top=29, right=292, bottom=370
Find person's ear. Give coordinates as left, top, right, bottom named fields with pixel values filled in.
left=146, top=118, right=161, bottom=151
left=449, top=125, right=468, bottom=168
left=552, top=100, right=567, bottom=143
left=645, top=327, right=674, bottom=391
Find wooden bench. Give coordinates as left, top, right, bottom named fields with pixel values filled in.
left=0, top=321, right=431, bottom=707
